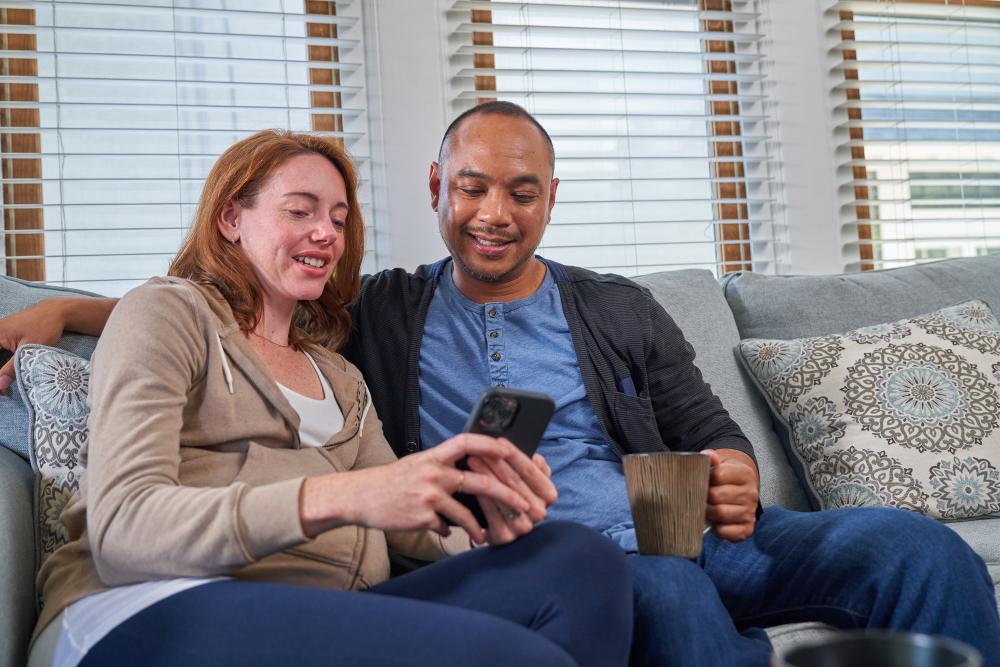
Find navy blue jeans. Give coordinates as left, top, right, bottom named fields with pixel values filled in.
left=80, top=521, right=633, bottom=667
left=629, top=506, right=1000, bottom=667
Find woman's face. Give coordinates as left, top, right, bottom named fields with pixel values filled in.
left=220, top=153, right=349, bottom=312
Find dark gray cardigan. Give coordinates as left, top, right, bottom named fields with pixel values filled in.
left=343, top=257, right=756, bottom=466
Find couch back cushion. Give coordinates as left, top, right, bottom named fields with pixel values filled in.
left=0, top=277, right=101, bottom=460
left=634, top=269, right=811, bottom=511
left=721, top=254, right=1000, bottom=340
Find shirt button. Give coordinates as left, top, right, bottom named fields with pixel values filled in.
left=405, top=441, right=418, bottom=453
left=488, top=308, right=497, bottom=318
left=489, top=330, right=499, bottom=339
left=490, top=352, right=502, bottom=362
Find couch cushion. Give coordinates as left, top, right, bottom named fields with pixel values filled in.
left=15, top=345, right=90, bottom=574
left=738, top=300, right=1000, bottom=520
left=634, top=270, right=811, bottom=511
left=721, top=254, right=1000, bottom=340
left=0, top=446, right=36, bottom=667
left=0, top=276, right=101, bottom=460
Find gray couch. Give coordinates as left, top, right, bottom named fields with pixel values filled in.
left=2, top=255, right=999, bottom=666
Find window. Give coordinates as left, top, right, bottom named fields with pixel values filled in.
left=835, top=0, right=1000, bottom=270
left=1, top=0, right=374, bottom=295
left=449, top=0, right=782, bottom=277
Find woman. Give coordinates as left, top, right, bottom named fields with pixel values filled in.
left=26, top=131, right=633, bottom=666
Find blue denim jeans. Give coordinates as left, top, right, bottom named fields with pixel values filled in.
left=628, top=506, right=1000, bottom=667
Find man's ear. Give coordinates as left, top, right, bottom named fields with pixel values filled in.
left=218, top=200, right=242, bottom=243
left=546, top=177, right=559, bottom=222
left=429, top=161, right=442, bottom=212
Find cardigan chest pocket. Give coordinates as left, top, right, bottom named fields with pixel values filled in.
left=609, top=391, right=663, bottom=453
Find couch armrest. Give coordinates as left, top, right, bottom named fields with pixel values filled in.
left=0, top=447, right=35, bottom=667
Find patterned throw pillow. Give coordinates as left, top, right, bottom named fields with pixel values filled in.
left=738, top=300, right=1000, bottom=520
left=15, top=345, right=90, bottom=568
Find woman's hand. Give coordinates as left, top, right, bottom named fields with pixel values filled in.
left=466, top=451, right=557, bottom=546
left=299, top=434, right=551, bottom=545
left=0, top=300, right=66, bottom=394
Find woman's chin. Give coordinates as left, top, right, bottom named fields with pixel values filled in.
left=297, top=284, right=329, bottom=302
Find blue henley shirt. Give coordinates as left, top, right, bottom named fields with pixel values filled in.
left=418, top=265, right=639, bottom=552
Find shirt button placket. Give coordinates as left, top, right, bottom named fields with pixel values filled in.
left=486, top=303, right=508, bottom=388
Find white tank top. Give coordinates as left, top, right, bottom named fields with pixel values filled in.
left=277, top=350, right=345, bottom=447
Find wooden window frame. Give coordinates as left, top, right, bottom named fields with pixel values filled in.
left=307, top=1, right=345, bottom=139
left=703, top=0, right=752, bottom=274
left=1, top=7, right=44, bottom=281
left=839, top=9, right=875, bottom=271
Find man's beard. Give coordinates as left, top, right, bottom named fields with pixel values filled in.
left=445, top=226, right=536, bottom=284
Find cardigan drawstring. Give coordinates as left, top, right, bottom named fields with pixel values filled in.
left=359, top=380, right=372, bottom=437
left=216, top=334, right=234, bottom=394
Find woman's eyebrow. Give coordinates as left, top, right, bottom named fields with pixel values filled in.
left=281, top=191, right=319, bottom=201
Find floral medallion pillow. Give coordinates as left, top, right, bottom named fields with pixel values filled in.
left=15, top=344, right=90, bottom=568
left=738, top=300, right=1000, bottom=521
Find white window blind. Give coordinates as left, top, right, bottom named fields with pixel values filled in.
left=834, top=0, right=1000, bottom=270
left=449, top=0, right=783, bottom=277
left=1, top=0, right=374, bottom=295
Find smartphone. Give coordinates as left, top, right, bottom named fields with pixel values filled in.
left=449, top=387, right=555, bottom=528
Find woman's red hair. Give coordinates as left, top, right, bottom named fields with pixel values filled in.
left=170, top=130, right=363, bottom=351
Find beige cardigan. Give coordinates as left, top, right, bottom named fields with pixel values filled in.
left=34, top=277, right=468, bottom=640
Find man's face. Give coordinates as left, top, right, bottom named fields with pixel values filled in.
left=429, top=114, right=558, bottom=285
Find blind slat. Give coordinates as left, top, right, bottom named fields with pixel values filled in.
left=8, top=0, right=360, bottom=24
left=451, top=1, right=757, bottom=22
left=454, top=44, right=763, bottom=63
left=455, top=22, right=763, bottom=41
left=455, top=67, right=764, bottom=82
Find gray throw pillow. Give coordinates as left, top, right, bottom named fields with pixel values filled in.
left=737, top=301, right=1000, bottom=520
left=15, top=345, right=90, bottom=571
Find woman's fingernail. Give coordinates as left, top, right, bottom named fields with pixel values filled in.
left=0, top=374, right=13, bottom=393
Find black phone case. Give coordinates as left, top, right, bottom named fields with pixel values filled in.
left=450, top=388, right=555, bottom=528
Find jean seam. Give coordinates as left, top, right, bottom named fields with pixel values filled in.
left=733, top=602, right=868, bottom=627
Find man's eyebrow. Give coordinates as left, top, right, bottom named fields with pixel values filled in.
left=455, top=169, right=542, bottom=187
left=509, top=174, right=543, bottom=187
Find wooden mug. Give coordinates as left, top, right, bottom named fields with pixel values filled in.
left=623, top=452, right=711, bottom=558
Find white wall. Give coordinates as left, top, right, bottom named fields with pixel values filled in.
left=755, top=0, right=850, bottom=274
left=363, top=0, right=451, bottom=270
left=363, top=0, right=844, bottom=274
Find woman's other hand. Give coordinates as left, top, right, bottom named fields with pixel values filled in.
left=299, top=434, right=552, bottom=545
left=0, top=300, right=65, bottom=394
left=465, top=447, right=557, bottom=545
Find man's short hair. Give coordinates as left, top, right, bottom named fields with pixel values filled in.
left=438, top=101, right=555, bottom=169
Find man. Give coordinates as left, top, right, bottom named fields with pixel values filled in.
left=341, top=101, right=1000, bottom=667
left=3, top=102, right=999, bottom=666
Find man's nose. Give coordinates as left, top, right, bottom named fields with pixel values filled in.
left=478, top=189, right=511, bottom=225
